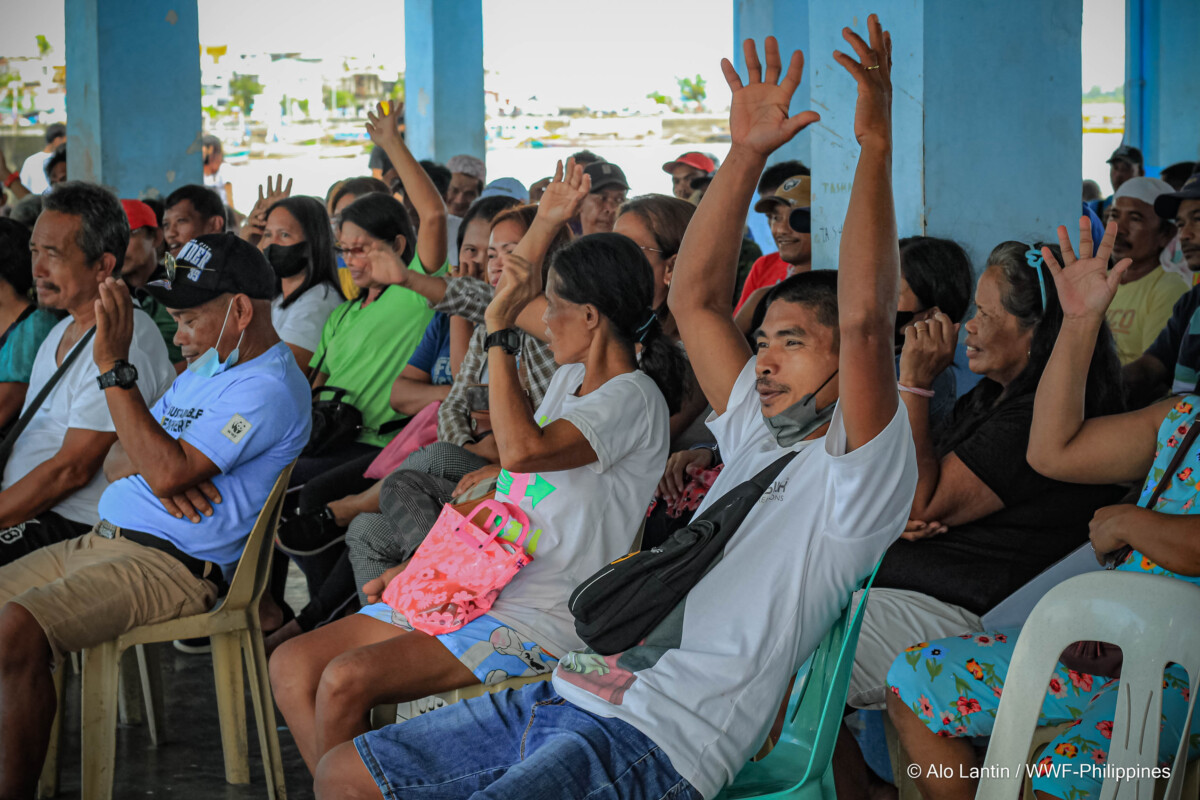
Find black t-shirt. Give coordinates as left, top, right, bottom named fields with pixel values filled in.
left=874, top=387, right=1124, bottom=616
left=1145, top=283, right=1200, bottom=395
left=368, top=145, right=393, bottom=175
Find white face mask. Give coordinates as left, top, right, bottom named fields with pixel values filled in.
left=187, top=298, right=244, bottom=378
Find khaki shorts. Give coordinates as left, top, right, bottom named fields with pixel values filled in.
left=0, top=532, right=218, bottom=667
left=846, top=587, right=983, bottom=710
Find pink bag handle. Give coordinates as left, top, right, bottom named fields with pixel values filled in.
left=455, top=500, right=531, bottom=550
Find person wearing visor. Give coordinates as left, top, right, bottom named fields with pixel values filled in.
left=0, top=231, right=310, bottom=797
left=734, top=174, right=812, bottom=329
left=662, top=151, right=716, bottom=200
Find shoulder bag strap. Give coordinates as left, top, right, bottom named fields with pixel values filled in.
left=310, top=301, right=355, bottom=379
left=0, top=326, right=96, bottom=464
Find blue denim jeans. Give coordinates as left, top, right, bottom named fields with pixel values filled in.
left=354, top=681, right=701, bottom=799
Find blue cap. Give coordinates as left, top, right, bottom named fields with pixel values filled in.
left=479, top=178, right=529, bottom=203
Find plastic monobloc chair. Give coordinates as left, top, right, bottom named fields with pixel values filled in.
left=74, top=462, right=296, bottom=800
left=714, top=562, right=881, bottom=800
left=976, top=571, right=1200, bottom=800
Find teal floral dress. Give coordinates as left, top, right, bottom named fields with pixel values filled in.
left=887, top=395, right=1200, bottom=800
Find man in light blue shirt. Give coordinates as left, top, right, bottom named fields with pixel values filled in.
left=0, top=233, right=310, bottom=796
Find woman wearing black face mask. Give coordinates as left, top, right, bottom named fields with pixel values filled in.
left=261, top=195, right=346, bottom=371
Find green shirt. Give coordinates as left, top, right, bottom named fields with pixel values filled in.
left=310, top=254, right=448, bottom=447
left=136, top=291, right=184, bottom=364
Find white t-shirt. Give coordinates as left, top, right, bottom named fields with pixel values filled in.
left=446, top=214, right=462, bottom=267
left=2, top=311, right=175, bottom=525
left=488, top=362, right=670, bottom=657
left=554, top=359, right=917, bottom=799
left=203, top=168, right=229, bottom=205
left=271, top=283, right=343, bottom=355
left=19, top=151, right=51, bottom=196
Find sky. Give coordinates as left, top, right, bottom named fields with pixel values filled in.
left=0, top=0, right=1127, bottom=105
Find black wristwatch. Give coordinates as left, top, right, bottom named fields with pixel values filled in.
left=484, top=328, right=521, bottom=356
left=96, top=360, right=139, bottom=390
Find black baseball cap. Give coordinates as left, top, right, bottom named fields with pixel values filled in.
left=584, top=161, right=630, bottom=193
left=1107, top=145, right=1143, bottom=166
left=1154, top=173, right=1200, bottom=220
left=143, top=233, right=275, bottom=310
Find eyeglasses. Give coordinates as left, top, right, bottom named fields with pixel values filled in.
left=145, top=251, right=215, bottom=290
left=638, top=245, right=664, bottom=255
left=334, top=245, right=369, bottom=258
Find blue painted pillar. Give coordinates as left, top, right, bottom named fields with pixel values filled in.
left=807, top=1, right=1081, bottom=271
left=403, top=0, right=485, bottom=164
left=65, top=0, right=202, bottom=198
left=734, top=0, right=810, bottom=166
left=1125, top=0, right=1200, bottom=174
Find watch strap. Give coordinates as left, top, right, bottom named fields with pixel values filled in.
left=484, top=328, right=521, bottom=355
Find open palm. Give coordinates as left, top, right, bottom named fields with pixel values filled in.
left=721, top=38, right=820, bottom=157
left=1042, top=217, right=1132, bottom=319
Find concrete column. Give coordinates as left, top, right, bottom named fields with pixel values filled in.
left=1125, top=0, right=1200, bottom=173
left=806, top=0, right=1082, bottom=271
left=65, top=0, right=203, bottom=198
left=403, top=0, right=485, bottom=164
left=734, top=0, right=811, bottom=166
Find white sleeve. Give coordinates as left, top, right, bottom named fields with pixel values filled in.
left=559, top=373, right=662, bottom=473
left=702, top=357, right=762, bottom=459
left=276, top=288, right=340, bottom=353
left=65, top=312, right=173, bottom=431
left=820, top=401, right=917, bottom=540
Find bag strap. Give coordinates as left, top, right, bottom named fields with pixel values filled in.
left=693, top=447, right=800, bottom=526
left=1142, top=414, right=1200, bottom=510
left=0, top=326, right=96, bottom=464
left=310, top=302, right=355, bottom=379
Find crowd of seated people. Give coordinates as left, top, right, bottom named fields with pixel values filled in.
left=0, top=12, right=1197, bottom=800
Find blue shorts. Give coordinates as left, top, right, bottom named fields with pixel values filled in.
left=355, top=681, right=700, bottom=800
left=358, top=602, right=557, bottom=685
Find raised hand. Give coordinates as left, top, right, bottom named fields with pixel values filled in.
left=364, top=239, right=412, bottom=287
left=241, top=173, right=292, bottom=243
left=832, top=14, right=893, bottom=150
left=535, top=158, right=591, bottom=228
left=719, top=37, right=820, bottom=157
left=1042, top=217, right=1132, bottom=320
left=486, top=252, right=541, bottom=330
left=366, top=101, right=405, bottom=153
left=93, top=277, right=135, bottom=372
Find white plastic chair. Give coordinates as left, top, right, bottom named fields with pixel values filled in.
left=976, top=572, right=1200, bottom=800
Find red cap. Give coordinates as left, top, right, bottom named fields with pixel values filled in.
left=121, top=199, right=158, bottom=231
left=662, top=152, right=716, bottom=175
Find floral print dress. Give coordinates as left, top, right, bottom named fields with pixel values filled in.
left=887, top=395, right=1200, bottom=800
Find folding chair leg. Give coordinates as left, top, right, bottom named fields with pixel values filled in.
left=210, top=631, right=250, bottom=784
left=80, top=642, right=122, bottom=800
left=36, top=665, right=67, bottom=799
left=135, top=644, right=165, bottom=746
left=243, top=623, right=287, bottom=800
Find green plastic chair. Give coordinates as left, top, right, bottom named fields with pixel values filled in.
left=715, top=560, right=880, bottom=800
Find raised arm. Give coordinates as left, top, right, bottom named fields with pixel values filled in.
left=366, top=102, right=447, bottom=273
left=668, top=37, right=820, bottom=414
left=831, top=16, right=900, bottom=451
left=1028, top=217, right=1165, bottom=484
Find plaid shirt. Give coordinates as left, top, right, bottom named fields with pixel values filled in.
left=434, top=277, right=558, bottom=446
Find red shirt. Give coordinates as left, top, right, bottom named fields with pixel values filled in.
left=735, top=253, right=791, bottom=314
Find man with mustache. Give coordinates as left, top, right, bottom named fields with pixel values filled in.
left=734, top=173, right=811, bottom=329
left=1103, top=176, right=1185, bottom=364
left=0, top=183, right=175, bottom=566
left=1125, top=173, right=1200, bottom=405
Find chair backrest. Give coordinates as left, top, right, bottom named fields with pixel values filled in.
left=976, top=572, right=1200, bottom=800
left=220, top=461, right=296, bottom=613
left=981, top=543, right=1102, bottom=630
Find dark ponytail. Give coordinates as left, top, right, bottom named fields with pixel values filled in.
left=549, top=233, right=687, bottom=414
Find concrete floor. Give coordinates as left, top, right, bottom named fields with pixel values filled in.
left=50, top=563, right=318, bottom=799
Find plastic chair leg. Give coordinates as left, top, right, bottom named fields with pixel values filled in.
left=134, top=644, right=165, bottom=747
left=242, top=623, right=287, bottom=800
left=36, top=665, right=67, bottom=799
left=209, top=630, right=250, bottom=784
left=80, top=642, right=122, bottom=800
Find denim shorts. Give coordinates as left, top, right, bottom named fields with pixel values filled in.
left=355, top=681, right=701, bottom=800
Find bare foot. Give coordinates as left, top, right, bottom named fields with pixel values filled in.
left=264, top=618, right=303, bottom=658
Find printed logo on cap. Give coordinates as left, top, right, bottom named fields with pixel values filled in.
left=781, top=177, right=803, bottom=192
left=177, top=240, right=214, bottom=276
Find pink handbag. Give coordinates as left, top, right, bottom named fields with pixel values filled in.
left=363, top=401, right=441, bottom=480
left=382, top=499, right=534, bottom=635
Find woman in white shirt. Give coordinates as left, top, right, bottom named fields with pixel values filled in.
left=260, top=196, right=346, bottom=371
left=268, top=160, right=687, bottom=775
